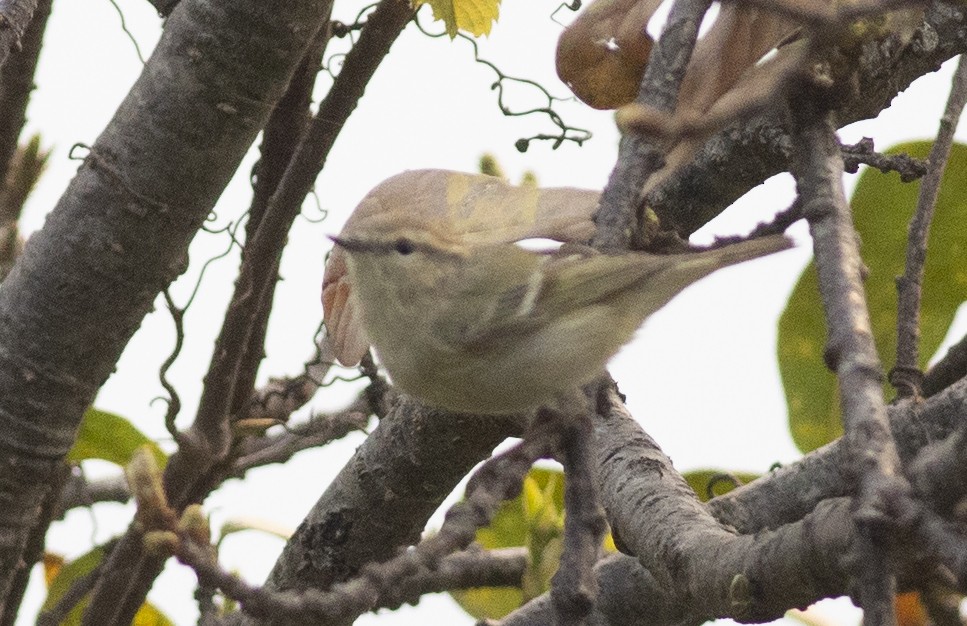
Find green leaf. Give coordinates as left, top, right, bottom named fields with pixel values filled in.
left=451, top=467, right=562, bottom=620
left=68, top=408, right=167, bottom=469
left=779, top=141, right=967, bottom=453
left=131, top=603, right=176, bottom=626
left=40, top=547, right=175, bottom=625
left=451, top=467, right=617, bottom=620
left=414, top=0, right=501, bottom=38
left=683, top=469, right=761, bottom=502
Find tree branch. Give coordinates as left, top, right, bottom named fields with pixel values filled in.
left=646, top=1, right=967, bottom=236
left=923, top=331, right=967, bottom=397
left=0, top=0, right=48, bottom=190
left=709, top=376, right=966, bottom=534
left=790, top=99, right=906, bottom=626
left=0, top=0, right=329, bottom=612
left=891, top=54, right=967, bottom=398
left=501, top=383, right=967, bottom=626
left=0, top=0, right=38, bottom=73
left=550, top=410, right=606, bottom=624
left=162, top=423, right=555, bottom=625
left=265, top=396, right=520, bottom=593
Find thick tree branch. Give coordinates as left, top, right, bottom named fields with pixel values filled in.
left=0, top=0, right=38, bottom=73
left=709, top=376, right=966, bottom=534
left=501, top=383, right=967, bottom=626
left=0, top=0, right=48, bottom=190
left=0, top=0, right=329, bottom=613
left=0, top=460, right=68, bottom=625
left=585, top=388, right=852, bottom=624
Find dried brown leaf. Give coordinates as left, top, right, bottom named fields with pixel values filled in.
left=678, top=5, right=798, bottom=116
left=556, top=0, right=663, bottom=109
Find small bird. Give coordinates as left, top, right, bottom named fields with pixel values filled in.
left=330, top=222, right=789, bottom=415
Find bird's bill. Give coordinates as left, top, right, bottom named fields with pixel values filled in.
left=328, top=234, right=370, bottom=252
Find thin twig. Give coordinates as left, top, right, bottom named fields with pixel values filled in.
left=227, top=30, right=328, bottom=424
left=229, top=403, right=370, bottom=477
left=550, top=410, right=606, bottom=625
left=840, top=137, right=927, bottom=182
left=173, top=422, right=561, bottom=624
left=891, top=55, right=967, bottom=399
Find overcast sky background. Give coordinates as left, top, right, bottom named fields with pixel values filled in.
left=12, top=0, right=967, bottom=623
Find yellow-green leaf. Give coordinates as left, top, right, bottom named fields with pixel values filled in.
left=451, top=467, right=615, bottom=620
left=68, top=408, right=167, bottom=469
left=683, top=469, right=761, bottom=502
left=131, top=603, right=176, bottom=626
left=414, top=0, right=500, bottom=37
left=779, top=141, right=967, bottom=452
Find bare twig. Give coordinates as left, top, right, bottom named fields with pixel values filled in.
left=230, top=403, right=369, bottom=477
left=55, top=472, right=130, bottom=518
left=373, top=546, right=528, bottom=610
left=550, top=410, right=606, bottom=625
left=841, top=137, right=927, bottom=182
left=891, top=55, right=967, bottom=399
left=226, top=29, right=329, bottom=427
left=169, top=422, right=560, bottom=624
left=790, top=97, right=908, bottom=626
left=236, top=327, right=339, bottom=425
left=168, top=26, right=333, bottom=489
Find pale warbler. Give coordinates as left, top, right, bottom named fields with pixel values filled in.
left=330, top=223, right=789, bottom=414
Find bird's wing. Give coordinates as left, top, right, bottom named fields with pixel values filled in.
left=449, top=245, right=671, bottom=351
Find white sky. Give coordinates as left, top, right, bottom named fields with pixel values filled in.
left=13, top=0, right=967, bottom=624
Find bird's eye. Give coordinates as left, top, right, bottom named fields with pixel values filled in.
left=394, top=238, right=415, bottom=255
